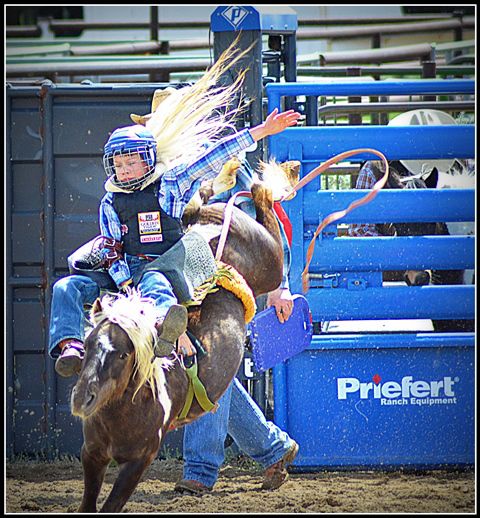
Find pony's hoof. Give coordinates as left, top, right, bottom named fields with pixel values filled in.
left=280, top=160, right=301, bottom=182
left=251, top=181, right=273, bottom=209
left=213, top=156, right=240, bottom=193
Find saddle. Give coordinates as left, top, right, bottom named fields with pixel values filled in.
left=133, top=229, right=217, bottom=303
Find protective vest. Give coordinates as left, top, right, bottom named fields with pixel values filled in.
left=112, top=183, right=184, bottom=256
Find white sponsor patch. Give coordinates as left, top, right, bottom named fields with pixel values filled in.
left=138, top=211, right=163, bottom=243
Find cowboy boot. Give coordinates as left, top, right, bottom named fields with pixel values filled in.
left=154, top=304, right=188, bottom=357
left=261, top=440, right=299, bottom=490
left=55, top=339, right=85, bottom=377
left=174, top=479, right=213, bottom=495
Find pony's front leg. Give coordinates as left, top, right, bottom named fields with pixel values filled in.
left=78, top=445, right=110, bottom=513
left=99, top=453, right=157, bottom=513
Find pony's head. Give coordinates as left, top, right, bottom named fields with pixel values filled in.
left=71, top=290, right=168, bottom=419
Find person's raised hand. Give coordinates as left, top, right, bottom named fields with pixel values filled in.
left=264, top=108, right=301, bottom=135
left=249, top=108, right=301, bottom=142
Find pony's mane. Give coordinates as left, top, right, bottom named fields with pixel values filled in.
left=145, top=38, right=252, bottom=167
left=90, top=290, right=173, bottom=401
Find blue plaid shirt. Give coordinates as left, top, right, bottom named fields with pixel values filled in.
left=99, top=129, right=255, bottom=287
left=347, top=161, right=380, bottom=237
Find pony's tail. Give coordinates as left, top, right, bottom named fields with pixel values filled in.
left=146, top=37, right=253, bottom=166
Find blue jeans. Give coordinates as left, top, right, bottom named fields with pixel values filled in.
left=48, top=255, right=177, bottom=358
left=182, top=378, right=294, bottom=487
left=181, top=160, right=294, bottom=487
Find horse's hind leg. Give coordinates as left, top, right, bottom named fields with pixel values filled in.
left=99, top=453, right=157, bottom=513
left=78, top=445, right=110, bottom=513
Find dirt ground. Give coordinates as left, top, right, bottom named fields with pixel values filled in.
left=5, top=456, right=475, bottom=514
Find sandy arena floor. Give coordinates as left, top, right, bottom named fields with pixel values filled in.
left=5, top=456, right=475, bottom=513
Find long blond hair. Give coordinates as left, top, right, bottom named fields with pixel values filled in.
left=146, top=39, right=252, bottom=167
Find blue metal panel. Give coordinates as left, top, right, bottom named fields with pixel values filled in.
left=211, top=5, right=297, bottom=32
left=302, top=189, right=475, bottom=224
left=305, top=285, right=474, bottom=321
left=269, top=125, right=474, bottom=162
left=307, top=236, right=474, bottom=272
left=273, top=334, right=474, bottom=468
left=270, top=78, right=475, bottom=470
left=266, top=79, right=475, bottom=106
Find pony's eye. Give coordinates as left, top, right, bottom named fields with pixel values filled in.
left=118, top=352, right=129, bottom=360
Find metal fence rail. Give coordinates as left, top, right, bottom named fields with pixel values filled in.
left=266, top=79, right=475, bottom=319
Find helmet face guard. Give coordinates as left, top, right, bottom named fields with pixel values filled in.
left=103, top=125, right=157, bottom=191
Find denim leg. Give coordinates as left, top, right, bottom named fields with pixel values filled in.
left=48, top=275, right=100, bottom=358
left=182, top=382, right=233, bottom=487
left=135, top=270, right=178, bottom=319
left=228, top=378, right=294, bottom=469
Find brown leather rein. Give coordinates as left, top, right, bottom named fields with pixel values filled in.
left=215, top=148, right=389, bottom=293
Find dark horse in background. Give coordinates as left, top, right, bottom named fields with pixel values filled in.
left=359, top=160, right=474, bottom=332
left=70, top=182, right=284, bottom=513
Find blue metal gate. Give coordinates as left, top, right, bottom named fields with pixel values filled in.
left=267, top=79, right=475, bottom=469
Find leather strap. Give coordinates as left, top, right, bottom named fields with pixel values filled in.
left=294, top=149, right=389, bottom=292
left=178, top=358, right=216, bottom=420
left=215, top=190, right=252, bottom=261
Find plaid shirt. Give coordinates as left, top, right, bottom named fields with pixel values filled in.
left=100, top=129, right=255, bottom=287
left=347, top=161, right=380, bottom=237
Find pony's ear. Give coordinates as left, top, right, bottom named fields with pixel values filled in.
left=90, top=298, right=104, bottom=324
left=424, top=167, right=439, bottom=188
left=92, top=298, right=103, bottom=314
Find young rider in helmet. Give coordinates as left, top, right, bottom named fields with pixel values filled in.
left=49, top=109, right=300, bottom=377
